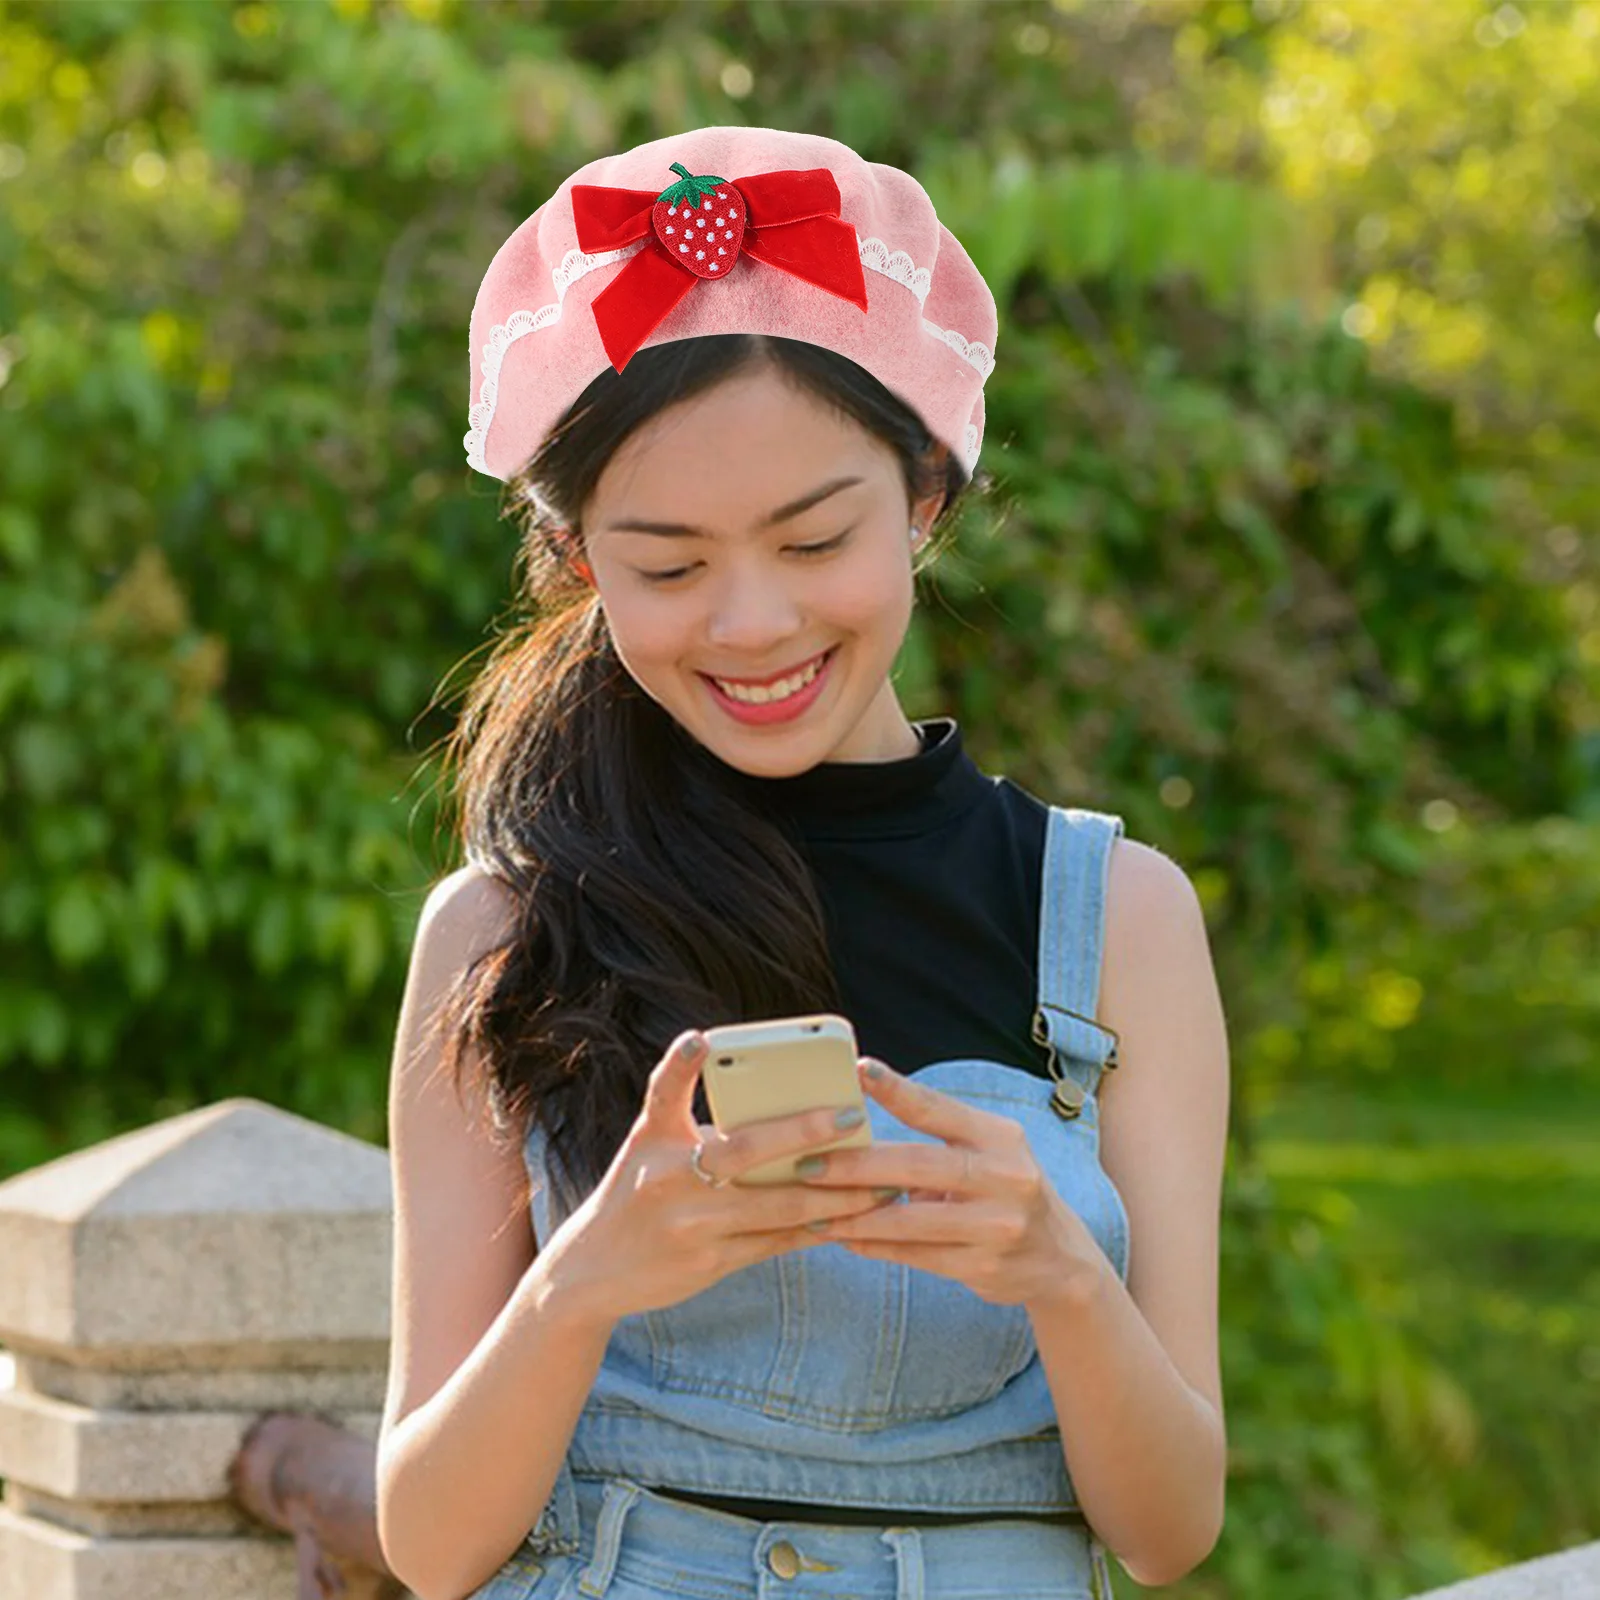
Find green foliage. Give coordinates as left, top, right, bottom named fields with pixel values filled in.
left=1, top=1, right=1595, bottom=1594
left=1208, top=1168, right=1492, bottom=1599
left=1266, top=814, right=1600, bottom=1097
left=1251, top=1069, right=1600, bottom=1585
left=921, top=145, right=1318, bottom=314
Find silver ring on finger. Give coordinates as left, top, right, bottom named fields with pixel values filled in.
left=690, top=1140, right=731, bottom=1188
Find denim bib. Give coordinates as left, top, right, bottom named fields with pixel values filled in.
left=518, top=805, right=1129, bottom=1566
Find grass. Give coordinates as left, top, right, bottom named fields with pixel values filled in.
left=1253, top=1070, right=1600, bottom=1554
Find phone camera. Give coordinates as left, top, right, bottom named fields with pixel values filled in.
left=716, top=1055, right=734, bottom=1067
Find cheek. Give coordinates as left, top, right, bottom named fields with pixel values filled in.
left=823, top=546, right=914, bottom=631
left=594, top=590, right=687, bottom=681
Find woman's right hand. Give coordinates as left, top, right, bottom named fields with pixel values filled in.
left=540, top=1029, right=897, bottom=1322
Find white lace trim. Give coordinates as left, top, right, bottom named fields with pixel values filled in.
left=464, top=234, right=994, bottom=476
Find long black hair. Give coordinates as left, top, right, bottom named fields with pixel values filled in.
left=429, top=333, right=976, bottom=1227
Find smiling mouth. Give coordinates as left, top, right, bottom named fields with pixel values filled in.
left=700, top=647, right=836, bottom=702
left=700, top=647, right=834, bottom=689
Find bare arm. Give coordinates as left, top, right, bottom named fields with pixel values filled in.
left=379, top=1263, right=616, bottom=1600
left=374, top=865, right=619, bottom=1600
left=376, top=866, right=903, bottom=1597
left=1028, top=838, right=1230, bottom=1587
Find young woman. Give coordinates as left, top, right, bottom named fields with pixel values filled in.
left=376, top=128, right=1230, bottom=1600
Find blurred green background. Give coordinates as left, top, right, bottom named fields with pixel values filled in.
left=1, top=0, right=1597, bottom=1595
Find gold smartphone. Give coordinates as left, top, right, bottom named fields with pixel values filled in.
left=699, top=1012, right=872, bottom=1186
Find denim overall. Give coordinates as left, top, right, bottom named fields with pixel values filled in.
left=470, top=806, right=1129, bottom=1600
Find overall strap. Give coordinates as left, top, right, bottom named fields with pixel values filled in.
left=1033, top=805, right=1125, bottom=1119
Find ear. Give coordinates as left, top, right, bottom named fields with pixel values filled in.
left=551, top=523, right=593, bottom=584
left=914, top=441, right=952, bottom=532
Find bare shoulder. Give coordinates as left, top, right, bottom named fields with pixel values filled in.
left=1094, top=831, right=1229, bottom=1434
left=420, top=860, right=521, bottom=957
left=380, top=859, right=533, bottom=1441
left=1104, top=835, right=1205, bottom=940
left=1097, top=830, right=1222, bottom=1121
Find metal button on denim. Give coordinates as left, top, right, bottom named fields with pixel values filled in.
left=766, top=1539, right=802, bottom=1578
left=520, top=805, right=1132, bottom=1562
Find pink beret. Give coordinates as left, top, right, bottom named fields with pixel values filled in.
left=464, top=125, right=998, bottom=483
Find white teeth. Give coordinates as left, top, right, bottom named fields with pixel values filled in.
left=712, top=652, right=828, bottom=704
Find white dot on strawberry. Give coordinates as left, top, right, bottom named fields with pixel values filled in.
left=679, top=243, right=688, bottom=252
left=668, top=207, right=677, bottom=215
left=696, top=250, right=704, bottom=259
left=709, top=262, right=718, bottom=271
left=717, top=247, right=725, bottom=254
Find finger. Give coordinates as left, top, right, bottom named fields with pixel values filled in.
left=827, top=1195, right=1003, bottom=1246
left=686, top=1113, right=854, bottom=1193
left=790, top=1137, right=954, bottom=1194
left=721, top=1183, right=900, bottom=1239
left=641, top=1029, right=708, bottom=1124
left=769, top=1211, right=902, bottom=1264
left=858, top=1057, right=1001, bottom=1147
left=740, top=1225, right=842, bottom=1268
left=838, top=1239, right=971, bottom=1272
left=712, top=1100, right=871, bottom=1186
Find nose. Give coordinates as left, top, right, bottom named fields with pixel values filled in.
left=703, top=564, right=805, bottom=656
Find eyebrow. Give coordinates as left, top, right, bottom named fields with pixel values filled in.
left=602, top=474, right=866, bottom=539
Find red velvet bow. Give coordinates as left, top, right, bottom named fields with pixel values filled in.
left=569, top=166, right=869, bottom=372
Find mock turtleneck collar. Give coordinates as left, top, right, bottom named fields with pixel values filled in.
left=704, top=716, right=992, bottom=840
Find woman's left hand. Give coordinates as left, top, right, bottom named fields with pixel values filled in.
left=797, top=1057, right=1106, bottom=1309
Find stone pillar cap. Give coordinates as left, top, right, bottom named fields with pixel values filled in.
left=0, top=1098, right=393, bottom=1365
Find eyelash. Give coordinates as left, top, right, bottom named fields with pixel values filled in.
left=639, top=531, right=851, bottom=585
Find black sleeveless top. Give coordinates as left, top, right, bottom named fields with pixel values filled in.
left=652, top=716, right=1085, bottom=1526
left=709, top=715, right=1056, bottom=1083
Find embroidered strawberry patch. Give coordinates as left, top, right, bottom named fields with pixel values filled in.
left=651, top=162, right=747, bottom=279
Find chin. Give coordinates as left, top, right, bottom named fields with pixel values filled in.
left=689, top=699, right=854, bottom=778
left=698, top=718, right=836, bottom=772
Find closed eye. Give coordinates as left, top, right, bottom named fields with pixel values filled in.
left=638, top=530, right=852, bottom=585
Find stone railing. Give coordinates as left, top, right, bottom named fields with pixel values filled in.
left=1407, top=1544, right=1600, bottom=1600
left=0, top=1095, right=1594, bottom=1599
left=0, top=1098, right=409, bottom=1599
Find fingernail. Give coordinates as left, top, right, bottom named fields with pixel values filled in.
left=862, top=1060, right=886, bottom=1080
left=806, top=1219, right=830, bottom=1233
left=834, top=1105, right=865, bottom=1129
left=873, top=1186, right=903, bottom=1202
left=684, top=1032, right=706, bottom=1058
left=795, top=1154, right=828, bottom=1176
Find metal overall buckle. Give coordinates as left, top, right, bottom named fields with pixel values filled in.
left=1032, top=1001, right=1121, bottom=1122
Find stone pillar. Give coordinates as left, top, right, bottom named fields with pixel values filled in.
left=0, top=1097, right=397, bottom=1599
left=1403, top=1543, right=1600, bottom=1600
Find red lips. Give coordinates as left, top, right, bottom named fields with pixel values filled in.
left=700, top=647, right=834, bottom=688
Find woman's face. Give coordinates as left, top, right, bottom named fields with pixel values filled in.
left=579, top=365, right=947, bottom=775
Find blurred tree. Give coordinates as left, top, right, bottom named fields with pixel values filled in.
left=0, top=1, right=1594, bottom=1594
left=1145, top=0, right=1600, bottom=814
